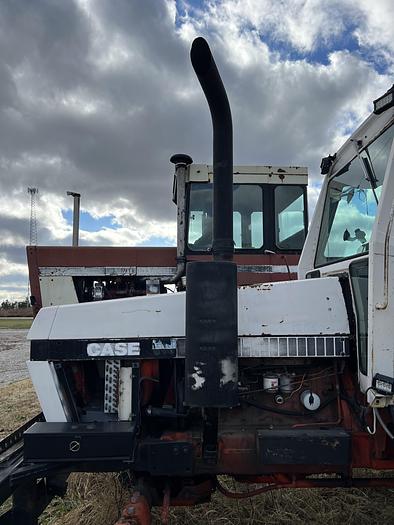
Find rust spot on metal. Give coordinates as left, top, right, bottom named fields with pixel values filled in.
left=245, top=282, right=274, bottom=291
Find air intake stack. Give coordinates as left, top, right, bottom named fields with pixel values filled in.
left=185, top=38, right=238, bottom=407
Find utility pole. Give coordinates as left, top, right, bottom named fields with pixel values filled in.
left=67, top=191, right=81, bottom=246
left=27, top=187, right=38, bottom=245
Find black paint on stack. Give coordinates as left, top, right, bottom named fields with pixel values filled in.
left=185, top=37, right=238, bottom=407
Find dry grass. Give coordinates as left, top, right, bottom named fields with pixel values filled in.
left=39, top=473, right=129, bottom=525
left=1, top=380, right=394, bottom=525
left=0, top=380, right=41, bottom=518
left=0, top=378, right=40, bottom=438
left=39, top=473, right=394, bottom=525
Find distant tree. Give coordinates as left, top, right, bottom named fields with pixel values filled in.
left=1, top=298, right=31, bottom=310
left=17, top=297, right=30, bottom=309
left=1, top=299, right=14, bottom=309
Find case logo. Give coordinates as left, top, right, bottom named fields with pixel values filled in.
left=87, top=341, right=140, bottom=357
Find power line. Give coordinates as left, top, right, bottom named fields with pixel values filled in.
left=27, top=187, right=38, bottom=303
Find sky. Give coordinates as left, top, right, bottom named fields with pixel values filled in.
left=0, top=0, right=393, bottom=302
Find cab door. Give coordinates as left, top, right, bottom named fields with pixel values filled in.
left=367, top=138, right=394, bottom=397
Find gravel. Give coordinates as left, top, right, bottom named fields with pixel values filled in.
left=0, top=329, right=30, bottom=385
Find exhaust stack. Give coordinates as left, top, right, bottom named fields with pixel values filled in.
left=190, top=37, right=234, bottom=261
left=185, top=38, right=238, bottom=408
left=66, top=191, right=81, bottom=247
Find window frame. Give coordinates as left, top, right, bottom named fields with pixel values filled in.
left=185, top=182, right=308, bottom=255
left=349, top=258, right=369, bottom=376
left=186, top=182, right=265, bottom=253
left=273, top=184, right=308, bottom=253
left=314, top=122, right=394, bottom=270
left=314, top=155, right=371, bottom=269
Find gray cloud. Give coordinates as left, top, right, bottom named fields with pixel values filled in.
left=0, top=0, right=392, bottom=300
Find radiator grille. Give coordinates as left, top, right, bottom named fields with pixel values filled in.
left=238, top=336, right=349, bottom=358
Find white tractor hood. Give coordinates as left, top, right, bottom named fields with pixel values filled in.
left=28, top=277, right=350, bottom=341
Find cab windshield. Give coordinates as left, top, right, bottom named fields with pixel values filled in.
left=316, top=123, right=394, bottom=267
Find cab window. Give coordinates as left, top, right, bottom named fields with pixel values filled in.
left=275, top=186, right=306, bottom=250
left=350, top=259, right=369, bottom=375
left=187, top=183, right=263, bottom=251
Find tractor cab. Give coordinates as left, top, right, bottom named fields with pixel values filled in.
left=26, top=161, right=308, bottom=313
left=299, top=85, right=394, bottom=398
left=172, top=158, right=308, bottom=256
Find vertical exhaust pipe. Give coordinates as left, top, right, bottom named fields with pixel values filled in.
left=168, top=154, right=193, bottom=285
left=185, top=38, right=238, bottom=409
left=67, top=191, right=81, bottom=247
left=190, top=37, right=233, bottom=261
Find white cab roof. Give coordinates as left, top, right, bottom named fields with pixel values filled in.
left=187, top=164, right=308, bottom=185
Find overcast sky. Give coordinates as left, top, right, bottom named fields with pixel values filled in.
left=0, top=0, right=393, bottom=301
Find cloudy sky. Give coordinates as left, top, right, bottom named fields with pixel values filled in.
left=0, top=0, right=393, bottom=302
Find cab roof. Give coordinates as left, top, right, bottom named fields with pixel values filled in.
left=187, top=164, right=308, bottom=185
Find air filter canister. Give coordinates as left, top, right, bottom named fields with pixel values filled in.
left=279, top=374, right=293, bottom=394
left=263, top=374, right=279, bottom=393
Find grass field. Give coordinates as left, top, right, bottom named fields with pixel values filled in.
left=0, top=318, right=32, bottom=330
left=1, top=380, right=394, bottom=524
left=0, top=379, right=40, bottom=439
left=38, top=474, right=394, bottom=525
